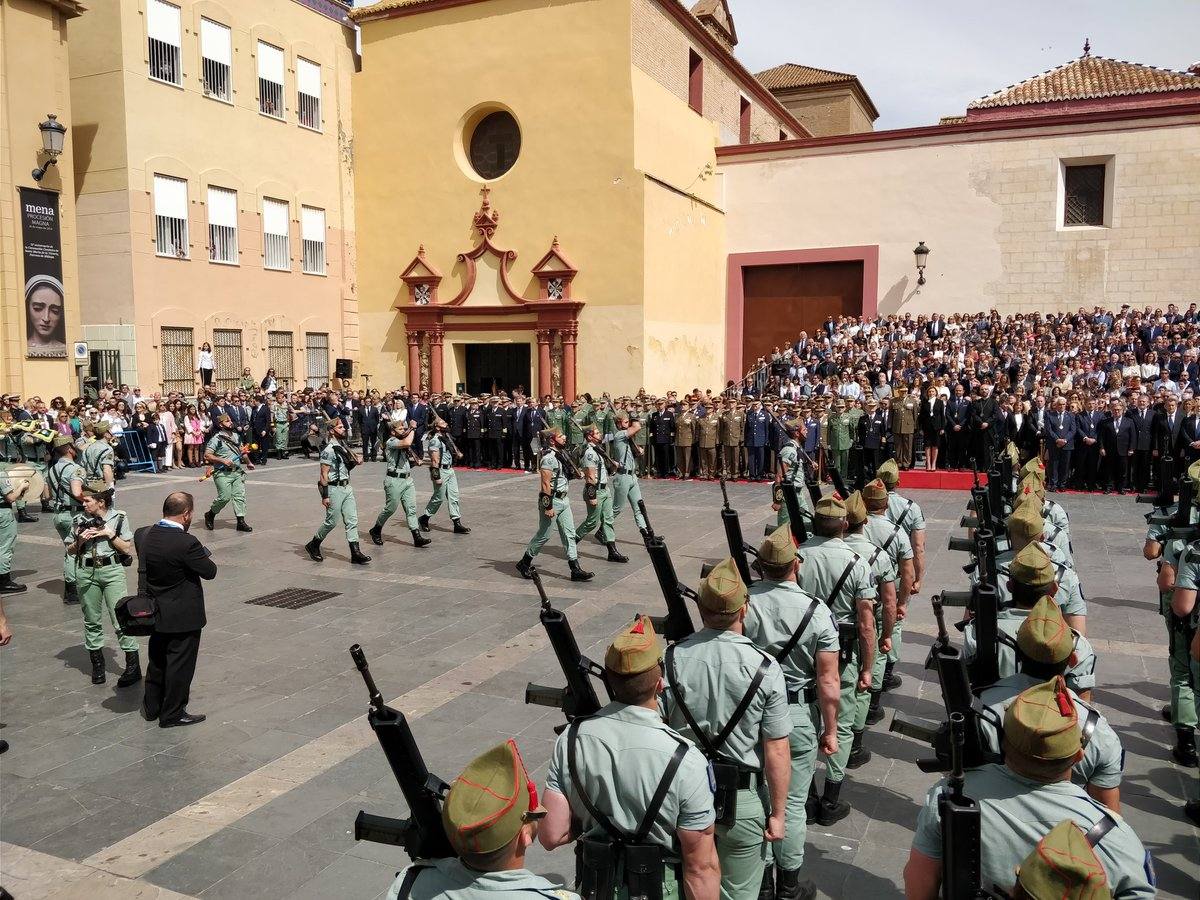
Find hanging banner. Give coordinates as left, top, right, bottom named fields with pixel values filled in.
left=19, top=187, right=67, bottom=358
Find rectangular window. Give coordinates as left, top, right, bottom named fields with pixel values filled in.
left=739, top=96, right=751, bottom=144
left=160, top=326, right=194, bottom=395
left=257, top=41, right=285, bottom=119
left=297, top=57, right=322, bottom=131
left=153, top=174, right=189, bottom=258
left=207, top=186, right=239, bottom=264
left=200, top=18, right=232, bottom=102
left=147, top=0, right=182, bottom=85
left=212, top=329, right=243, bottom=391
left=301, top=205, right=326, bottom=275
left=262, top=197, right=290, bottom=271
left=306, top=332, right=330, bottom=389
left=268, top=330, right=294, bottom=388
left=1063, top=164, right=1106, bottom=227
left=688, top=50, right=703, bottom=114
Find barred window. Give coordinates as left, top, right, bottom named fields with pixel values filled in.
left=1063, top=164, right=1106, bottom=227
left=153, top=174, right=189, bottom=258
left=257, top=41, right=285, bottom=119
left=207, top=186, right=239, bottom=264
left=262, top=197, right=290, bottom=271
left=213, top=329, right=243, bottom=391
left=301, top=206, right=326, bottom=275
left=306, top=332, right=330, bottom=389
left=297, top=58, right=322, bottom=131
left=200, top=18, right=232, bottom=102
left=160, top=326, right=194, bottom=395
left=148, top=0, right=182, bottom=86
left=268, top=330, right=294, bottom=388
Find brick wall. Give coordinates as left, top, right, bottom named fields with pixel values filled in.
left=778, top=89, right=874, bottom=138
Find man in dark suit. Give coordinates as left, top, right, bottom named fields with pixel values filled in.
left=650, top=399, right=674, bottom=478
left=969, top=383, right=1001, bottom=468
left=137, top=491, right=217, bottom=728
left=1128, top=393, right=1156, bottom=492
left=409, top=394, right=429, bottom=458
left=359, top=397, right=382, bottom=462
left=1153, top=394, right=1184, bottom=476
left=1044, top=396, right=1077, bottom=491
left=1074, top=398, right=1103, bottom=491
left=250, top=396, right=272, bottom=465
left=1098, top=399, right=1136, bottom=494
left=945, top=385, right=971, bottom=470
left=1180, top=401, right=1200, bottom=467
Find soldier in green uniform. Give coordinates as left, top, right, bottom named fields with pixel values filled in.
left=876, top=459, right=926, bottom=691
left=516, top=429, right=592, bottom=582
left=203, top=414, right=254, bottom=533
left=305, top=416, right=371, bottom=565
left=986, top=502, right=1087, bottom=633
left=66, top=481, right=141, bottom=688
left=795, top=495, right=877, bottom=825
left=631, top=399, right=652, bottom=477
left=567, top=398, right=590, bottom=453
left=905, top=676, right=1155, bottom=899
left=593, top=397, right=616, bottom=457
left=388, top=739, right=577, bottom=900
left=978, top=599, right=1125, bottom=813
left=891, top=385, right=920, bottom=470
left=543, top=397, right=568, bottom=438
left=574, top=425, right=625, bottom=564
left=720, top=399, right=746, bottom=480
left=539, top=617, right=718, bottom=900
left=673, top=402, right=696, bottom=480
left=21, top=425, right=55, bottom=515
left=369, top=420, right=431, bottom=549
left=0, top=467, right=29, bottom=594
left=0, top=417, right=38, bottom=522
left=1170, top=544, right=1200, bottom=825
left=845, top=399, right=864, bottom=489
left=773, top=421, right=814, bottom=530
left=270, top=391, right=293, bottom=459
left=82, top=421, right=117, bottom=491
left=744, top=526, right=840, bottom=900
left=609, top=412, right=649, bottom=538
left=660, top=558, right=791, bottom=900
left=1010, top=819, right=1113, bottom=900
left=825, top=400, right=852, bottom=483
left=419, top=417, right=471, bottom=536
left=49, top=435, right=86, bottom=603
left=696, top=404, right=719, bottom=480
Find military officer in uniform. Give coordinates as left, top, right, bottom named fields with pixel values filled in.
left=593, top=397, right=615, bottom=458
left=540, top=617, right=719, bottom=900
left=906, top=676, right=1154, bottom=898
left=516, top=428, right=593, bottom=582
left=270, top=391, right=293, bottom=460
left=773, top=421, right=813, bottom=530
left=696, top=404, right=719, bottom=480
left=574, top=425, right=625, bottom=564
left=305, top=416, right=371, bottom=565
left=891, top=385, right=920, bottom=469
left=631, top=399, right=652, bottom=477
left=466, top=399, right=485, bottom=468
left=609, top=412, right=649, bottom=538
left=49, top=435, right=86, bottom=603
left=674, top=402, right=696, bottom=480
left=877, top=459, right=926, bottom=690
left=824, top=400, right=852, bottom=483
left=795, top=495, right=877, bottom=825
left=388, top=740, right=578, bottom=900
left=720, top=400, right=746, bottom=480
left=1170, top=541, right=1200, bottom=824
left=845, top=399, right=864, bottom=489
left=369, top=420, right=432, bottom=549
left=202, top=414, right=254, bottom=533
left=651, top=398, right=675, bottom=478
left=661, top=558, right=791, bottom=900
left=858, top=398, right=888, bottom=486
left=567, top=398, right=590, bottom=454
left=744, top=526, right=841, bottom=900
left=746, top=401, right=770, bottom=481
left=0, top=466, right=29, bottom=594
left=82, top=421, right=117, bottom=491
left=420, top=417, right=470, bottom=536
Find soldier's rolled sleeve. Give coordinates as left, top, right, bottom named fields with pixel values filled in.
left=854, top=562, right=878, bottom=601
left=540, top=455, right=556, bottom=473
left=911, top=786, right=944, bottom=859
left=1068, top=637, right=1097, bottom=692
left=760, top=664, right=793, bottom=739
left=545, top=737, right=567, bottom=796
left=814, top=610, right=840, bottom=654
left=1174, top=548, right=1200, bottom=590
left=1083, top=721, right=1124, bottom=789
left=677, top=750, right=718, bottom=831
left=115, top=515, right=134, bottom=541
left=896, top=530, right=914, bottom=562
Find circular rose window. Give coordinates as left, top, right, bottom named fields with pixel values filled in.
left=469, top=111, right=521, bottom=180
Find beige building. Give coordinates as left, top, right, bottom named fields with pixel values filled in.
left=1, top=0, right=87, bottom=400
left=69, top=0, right=358, bottom=395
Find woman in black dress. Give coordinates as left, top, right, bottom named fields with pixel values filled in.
left=919, top=385, right=946, bottom=471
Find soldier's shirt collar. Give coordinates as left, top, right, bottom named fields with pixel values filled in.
left=601, top=702, right=674, bottom=728
left=800, top=535, right=848, bottom=553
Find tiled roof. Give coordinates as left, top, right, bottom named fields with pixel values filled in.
left=968, top=55, right=1200, bottom=109
left=349, top=0, right=438, bottom=20
left=938, top=115, right=967, bottom=125
left=755, top=63, right=858, bottom=91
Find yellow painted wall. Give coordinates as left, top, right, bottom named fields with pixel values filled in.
left=0, top=0, right=84, bottom=399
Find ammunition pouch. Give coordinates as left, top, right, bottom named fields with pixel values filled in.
left=539, top=492, right=553, bottom=510
left=576, top=838, right=667, bottom=900
left=771, top=483, right=783, bottom=505
left=584, top=483, right=598, bottom=502
left=837, top=622, right=858, bottom=667
left=787, top=685, right=819, bottom=705
left=710, top=762, right=743, bottom=827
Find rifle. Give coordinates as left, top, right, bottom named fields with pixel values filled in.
left=1137, top=452, right=1175, bottom=506
left=938, top=713, right=987, bottom=900
left=926, top=594, right=951, bottom=669
left=637, top=498, right=655, bottom=544
left=645, top=536, right=698, bottom=642
left=827, top=465, right=849, bottom=499
left=959, top=463, right=997, bottom=531
left=1149, top=476, right=1197, bottom=538
left=524, top=572, right=610, bottom=727
left=350, top=645, right=455, bottom=859
left=780, top=482, right=809, bottom=546
left=719, top=476, right=758, bottom=587
left=941, top=541, right=1000, bottom=691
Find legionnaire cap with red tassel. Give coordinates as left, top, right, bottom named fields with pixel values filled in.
left=1004, top=675, right=1081, bottom=763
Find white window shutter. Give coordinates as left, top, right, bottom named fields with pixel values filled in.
left=207, top=187, right=238, bottom=228
left=148, top=0, right=181, bottom=46
left=200, top=18, right=231, bottom=65
left=257, top=42, right=284, bottom=85
left=154, top=175, right=188, bottom=219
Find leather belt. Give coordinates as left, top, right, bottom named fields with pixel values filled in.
left=328, top=479, right=349, bottom=487
left=0, top=501, right=11, bottom=510
left=788, top=686, right=819, bottom=705
left=554, top=489, right=568, bottom=498
left=386, top=470, right=410, bottom=478
left=81, top=555, right=116, bottom=568
left=735, top=769, right=761, bottom=789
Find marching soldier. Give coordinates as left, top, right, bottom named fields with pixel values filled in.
left=773, top=420, right=814, bottom=530
left=891, top=385, right=920, bottom=469
left=48, top=434, right=86, bottom=603
left=661, top=558, right=791, bottom=900
left=539, top=617, right=718, bottom=900
left=795, top=495, right=877, bottom=825
left=369, top=420, right=431, bottom=549
left=419, top=416, right=471, bottom=536
left=720, top=399, right=746, bottom=480
left=1008, top=820, right=1113, bottom=900
left=567, top=398, right=590, bottom=454
left=696, top=404, right=719, bottom=480
left=594, top=396, right=615, bottom=458
left=876, top=459, right=926, bottom=690
left=574, top=425, right=625, bottom=564
left=0, top=466, right=30, bottom=594
left=0, top=414, right=39, bottom=522
left=990, top=502, right=1087, bottom=633
left=609, top=412, right=649, bottom=538
left=825, top=400, right=852, bottom=483
left=270, top=391, right=293, bottom=460
left=516, top=428, right=593, bottom=582
left=1169, top=542, right=1200, bottom=824
left=82, top=421, right=117, bottom=492
left=305, top=416, right=371, bottom=565
left=674, top=402, right=696, bottom=480
left=202, top=414, right=254, bottom=533
left=744, top=526, right=841, bottom=900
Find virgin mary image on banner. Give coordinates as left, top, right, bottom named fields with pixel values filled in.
left=19, top=187, right=67, bottom=359
left=25, top=273, right=66, bottom=358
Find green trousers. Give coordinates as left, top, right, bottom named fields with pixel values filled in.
left=273, top=422, right=289, bottom=452
left=0, top=508, right=14, bottom=574
left=54, top=510, right=76, bottom=586
left=716, top=785, right=767, bottom=900
left=821, top=653, right=861, bottom=784
left=317, top=484, right=360, bottom=544
left=887, top=619, right=903, bottom=665
left=209, top=470, right=247, bottom=518
left=526, top=495, right=578, bottom=560
left=611, top=473, right=647, bottom=530
left=829, top=448, right=849, bottom=481
left=78, top=562, right=138, bottom=652
left=575, top=485, right=614, bottom=543
left=856, top=616, right=888, bottom=729
left=424, top=470, right=461, bottom=520
left=773, top=701, right=819, bottom=871
left=1164, top=591, right=1198, bottom=727
left=376, top=474, right=419, bottom=532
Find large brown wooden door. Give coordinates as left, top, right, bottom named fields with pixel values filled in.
left=741, top=261, right=863, bottom=367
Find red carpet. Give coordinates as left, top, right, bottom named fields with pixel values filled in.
left=898, top=469, right=984, bottom=491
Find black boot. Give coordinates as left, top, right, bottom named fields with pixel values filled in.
left=865, top=689, right=884, bottom=726
left=775, top=867, right=817, bottom=900
left=452, top=518, right=471, bottom=535
left=516, top=553, right=536, bottom=579
left=116, top=650, right=142, bottom=688
left=369, top=525, right=384, bottom=546
left=758, top=864, right=775, bottom=900
left=236, top=517, right=253, bottom=533
left=89, top=649, right=106, bottom=685
left=1172, top=727, right=1198, bottom=767
left=62, top=581, right=78, bottom=604
left=418, top=515, right=431, bottom=533
left=41, top=497, right=53, bottom=513
left=204, top=510, right=215, bottom=530
left=349, top=542, right=371, bottom=565
left=305, top=537, right=324, bottom=562
left=804, top=782, right=820, bottom=824
left=814, top=779, right=850, bottom=826
left=882, top=661, right=901, bottom=691
left=412, top=529, right=431, bottom=548
left=569, top=559, right=595, bottom=582
left=1187, top=800, right=1200, bottom=827
left=16, top=508, right=37, bottom=523
left=1162, top=704, right=1174, bottom=723
left=847, top=729, right=872, bottom=769
left=0, top=573, right=27, bottom=595
left=606, top=542, right=628, bottom=563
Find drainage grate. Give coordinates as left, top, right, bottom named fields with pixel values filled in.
left=245, top=588, right=341, bottom=610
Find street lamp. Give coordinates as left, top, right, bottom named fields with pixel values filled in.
left=32, top=113, right=67, bottom=182
left=913, top=241, right=930, bottom=286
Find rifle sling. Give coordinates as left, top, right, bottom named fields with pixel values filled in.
left=394, top=865, right=430, bottom=900
left=775, top=598, right=821, bottom=665
left=823, top=555, right=860, bottom=612
left=867, top=523, right=901, bottom=569
left=1084, top=811, right=1117, bottom=847
left=665, top=644, right=771, bottom=764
